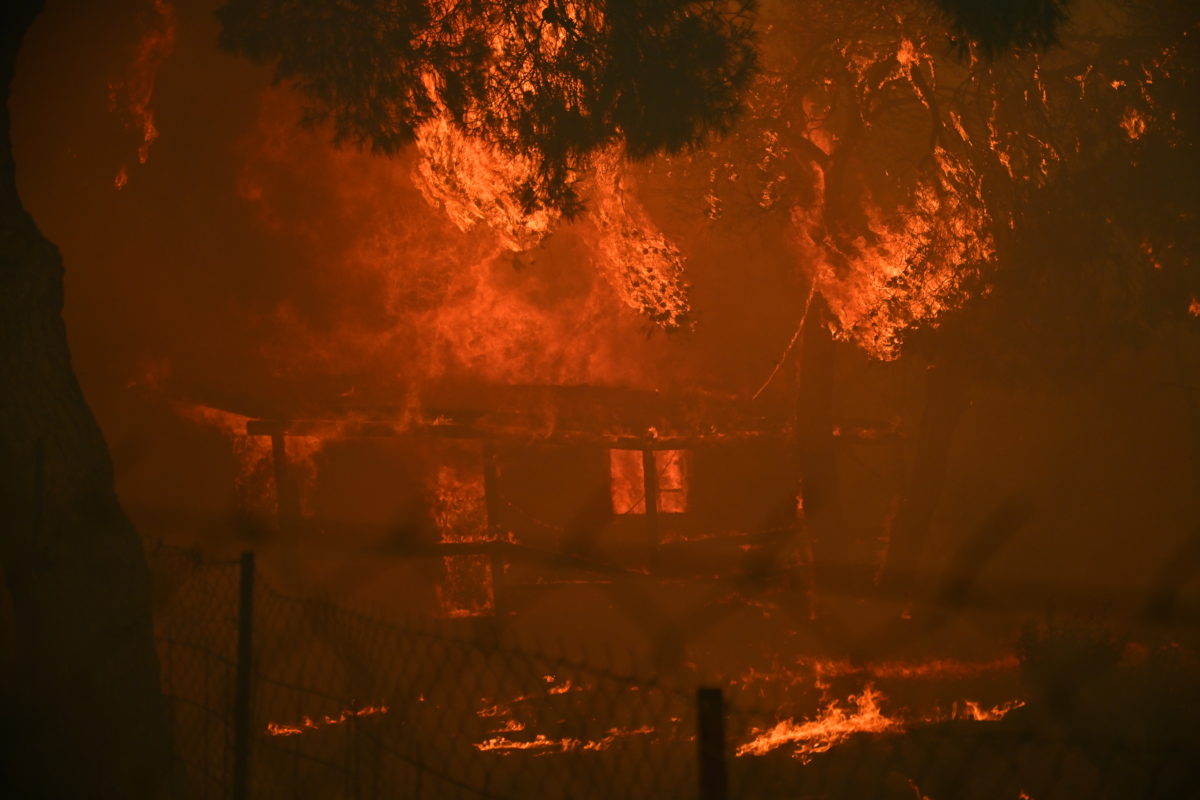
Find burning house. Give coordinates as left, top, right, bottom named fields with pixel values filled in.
left=221, top=381, right=901, bottom=622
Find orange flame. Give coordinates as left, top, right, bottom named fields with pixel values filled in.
left=735, top=684, right=901, bottom=760
left=475, top=726, right=655, bottom=756
left=176, top=404, right=325, bottom=518
left=108, top=0, right=176, bottom=185
left=432, top=460, right=497, bottom=617
left=265, top=704, right=389, bottom=737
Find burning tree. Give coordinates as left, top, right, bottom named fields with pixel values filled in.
left=642, top=0, right=1200, bottom=605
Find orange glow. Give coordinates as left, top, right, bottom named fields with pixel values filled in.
left=234, top=86, right=677, bottom=391
left=176, top=404, right=325, bottom=517
left=475, top=726, right=655, bottom=756
left=792, top=146, right=994, bottom=360
left=1120, top=107, right=1148, bottom=140
left=1188, top=297, right=1200, bottom=317
left=414, top=114, right=559, bottom=252
left=733, top=654, right=1018, bottom=691
left=735, top=685, right=901, bottom=760
left=589, top=151, right=691, bottom=329
left=107, top=0, right=175, bottom=185
left=432, top=460, right=496, bottom=617
left=947, top=699, right=1024, bottom=722
left=609, top=449, right=689, bottom=514
left=265, top=704, right=389, bottom=737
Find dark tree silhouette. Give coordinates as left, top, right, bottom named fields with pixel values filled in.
left=1, top=1, right=168, bottom=797
left=934, top=0, right=1071, bottom=57
left=216, top=0, right=758, bottom=215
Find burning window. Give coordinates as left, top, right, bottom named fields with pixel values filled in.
left=431, top=462, right=495, bottom=618
left=609, top=449, right=689, bottom=515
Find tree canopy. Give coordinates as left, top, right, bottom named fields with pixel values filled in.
left=217, top=0, right=758, bottom=215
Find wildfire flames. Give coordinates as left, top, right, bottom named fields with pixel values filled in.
left=736, top=685, right=1023, bottom=761
left=475, top=726, right=657, bottom=756
left=736, top=685, right=902, bottom=760
left=265, top=704, right=389, bottom=737
left=108, top=0, right=176, bottom=187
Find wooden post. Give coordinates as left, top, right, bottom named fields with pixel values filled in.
left=696, top=687, right=728, bottom=800
left=232, top=551, right=255, bottom=800
left=642, top=447, right=659, bottom=569
left=481, top=440, right=504, bottom=620
left=795, top=297, right=835, bottom=619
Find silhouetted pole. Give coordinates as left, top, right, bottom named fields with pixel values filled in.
left=642, top=447, right=659, bottom=570
left=696, top=687, right=728, bottom=800
left=233, top=550, right=256, bottom=800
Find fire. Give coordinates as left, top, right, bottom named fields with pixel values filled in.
left=735, top=684, right=902, bottom=760
left=948, top=699, right=1024, bottom=722
left=432, top=459, right=497, bottom=617
left=108, top=0, right=176, bottom=185
left=475, top=726, right=656, bottom=756
left=176, top=404, right=324, bottom=518
left=588, top=151, right=691, bottom=329
left=609, top=449, right=689, bottom=515
left=414, top=114, right=559, bottom=252
left=793, top=145, right=994, bottom=360
left=1120, top=107, right=1148, bottom=141
left=265, top=704, right=389, bottom=737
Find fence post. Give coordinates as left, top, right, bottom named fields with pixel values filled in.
left=696, top=687, right=728, bottom=800
left=233, top=550, right=255, bottom=800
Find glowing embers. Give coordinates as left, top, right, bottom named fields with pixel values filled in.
left=608, top=449, right=689, bottom=515
left=431, top=454, right=497, bottom=618
left=265, top=704, right=389, bottom=737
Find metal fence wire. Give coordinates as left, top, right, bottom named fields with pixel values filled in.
left=145, top=540, right=1200, bottom=800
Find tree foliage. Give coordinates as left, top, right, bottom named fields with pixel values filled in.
left=934, top=0, right=1071, bottom=58
left=217, top=0, right=758, bottom=215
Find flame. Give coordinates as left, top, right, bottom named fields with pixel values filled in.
left=235, top=86, right=682, bottom=391
left=107, top=0, right=176, bottom=185
left=176, top=404, right=324, bottom=518
left=1120, top=107, right=1148, bottom=140
left=265, top=704, right=389, bottom=737
left=1188, top=297, right=1200, bottom=317
left=414, top=114, right=559, bottom=252
left=947, top=699, right=1024, bottom=722
left=432, top=459, right=497, bottom=617
left=475, top=726, right=655, bottom=756
left=793, top=145, right=994, bottom=360
left=609, top=449, right=689, bottom=515
left=588, top=152, right=691, bottom=329
left=735, top=684, right=901, bottom=760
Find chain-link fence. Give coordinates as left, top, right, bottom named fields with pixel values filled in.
left=145, top=530, right=1200, bottom=800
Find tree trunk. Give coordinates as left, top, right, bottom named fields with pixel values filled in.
left=795, top=296, right=837, bottom=618
left=879, top=358, right=970, bottom=612
left=1, top=3, right=168, bottom=796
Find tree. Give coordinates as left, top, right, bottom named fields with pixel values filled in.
left=216, top=0, right=759, bottom=216
left=1, top=1, right=168, bottom=796
left=630, top=0, right=1199, bottom=608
